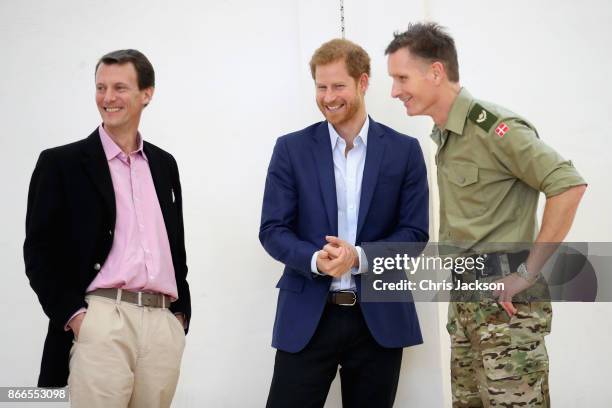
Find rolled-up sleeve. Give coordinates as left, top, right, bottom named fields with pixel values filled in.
left=489, top=120, right=587, bottom=197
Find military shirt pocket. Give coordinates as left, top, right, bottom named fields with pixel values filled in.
left=447, top=163, right=478, bottom=187
left=442, top=163, right=485, bottom=218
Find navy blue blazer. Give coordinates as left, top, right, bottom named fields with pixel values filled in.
left=259, top=117, right=429, bottom=352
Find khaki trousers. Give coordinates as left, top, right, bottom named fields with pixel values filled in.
left=68, top=294, right=186, bottom=408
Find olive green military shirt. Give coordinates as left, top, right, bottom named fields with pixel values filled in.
left=431, top=88, right=586, bottom=249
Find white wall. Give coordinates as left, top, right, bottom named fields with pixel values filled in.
left=0, top=0, right=610, bottom=407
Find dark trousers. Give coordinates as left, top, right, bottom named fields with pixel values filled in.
left=266, top=303, right=403, bottom=408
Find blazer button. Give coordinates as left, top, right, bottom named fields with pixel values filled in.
left=109, top=230, right=113, bottom=236
left=94, top=263, right=101, bottom=271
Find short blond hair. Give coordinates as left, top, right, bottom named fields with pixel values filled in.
left=309, top=39, right=371, bottom=81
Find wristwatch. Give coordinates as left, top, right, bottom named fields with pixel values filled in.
left=516, top=262, right=537, bottom=283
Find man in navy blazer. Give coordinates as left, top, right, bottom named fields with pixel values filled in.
left=259, top=39, right=429, bottom=407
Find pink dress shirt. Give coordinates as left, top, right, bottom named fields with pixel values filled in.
left=88, top=125, right=177, bottom=296
left=66, top=125, right=178, bottom=329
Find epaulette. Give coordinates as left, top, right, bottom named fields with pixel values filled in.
left=468, top=103, right=498, bottom=132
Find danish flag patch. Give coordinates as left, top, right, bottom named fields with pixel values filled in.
left=495, top=122, right=509, bottom=138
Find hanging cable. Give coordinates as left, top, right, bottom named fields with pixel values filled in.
left=340, top=0, right=345, bottom=38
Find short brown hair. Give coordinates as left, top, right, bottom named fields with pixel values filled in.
left=95, top=49, right=155, bottom=90
left=309, top=39, right=371, bottom=81
left=385, top=22, right=459, bottom=82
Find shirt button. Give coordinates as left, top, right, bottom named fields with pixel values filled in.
left=93, top=263, right=101, bottom=271
left=458, top=176, right=465, bottom=183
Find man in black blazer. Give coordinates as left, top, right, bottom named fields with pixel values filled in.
left=24, top=49, right=190, bottom=408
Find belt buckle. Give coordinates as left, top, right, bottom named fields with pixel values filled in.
left=143, top=294, right=154, bottom=307
left=476, top=253, right=488, bottom=279
left=138, top=292, right=155, bottom=307
left=338, top=290, right=357, bottom=306
left=451, top=269, right=461, bottom=284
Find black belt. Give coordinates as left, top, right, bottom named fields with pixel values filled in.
left=328, top=290, right=358, bottom=306
left=451, top=250, right=529, bottom=282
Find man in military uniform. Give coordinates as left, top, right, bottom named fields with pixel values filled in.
left=386, top=23, right=587, bottom=407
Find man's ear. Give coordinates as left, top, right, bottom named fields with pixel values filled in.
left=358, top=73, right=369, bottom=93
left=431, top=61, right=445, bottom=85
left=143, top=87, right=155, bottom=107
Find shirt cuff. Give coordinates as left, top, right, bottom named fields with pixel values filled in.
left=311, top=251, right=324, bottom=275
left=64, top=308, right=87, bottom=332
left=351, top=246, right=368, bottom=275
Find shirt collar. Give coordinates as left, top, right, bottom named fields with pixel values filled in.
left=328, top=115, right=369, bottom=149
left=98, top=124, right=147, bottom=161
left=440, top=87, right=473, bottom=136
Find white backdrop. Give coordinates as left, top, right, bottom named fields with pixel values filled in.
left=1, top=0, right=611, bottom=407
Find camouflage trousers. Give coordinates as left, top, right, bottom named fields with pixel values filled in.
left=447, top=300, right=552, bottom=407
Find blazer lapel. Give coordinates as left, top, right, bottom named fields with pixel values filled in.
left=311, top=122, right=338, bottom=235
left=144, top=143, right=176, bottom=245
left=357, top=118, right=385, bottom=239
left=81, top=129, right=116, bottom=223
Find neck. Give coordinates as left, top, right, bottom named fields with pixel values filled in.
left=431, top=82, right=461, bottom=128
left=104, top=124, right=140, bottom=154
left=333, top=111, right=367, bottom=144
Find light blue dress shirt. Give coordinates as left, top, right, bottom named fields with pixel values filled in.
left=310, top=116, right=369, bottom=291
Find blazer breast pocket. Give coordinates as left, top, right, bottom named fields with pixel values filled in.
left=377, top=168, right=403, bottom=186
left=275, top=273, right=305, bottom=293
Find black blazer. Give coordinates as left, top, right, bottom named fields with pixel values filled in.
left=23, top=128, right=191, bottom=387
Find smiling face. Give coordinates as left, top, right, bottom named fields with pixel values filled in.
left=387, top=47, right=439, bottom=117
left=314, top=59, right=367, bottom=127
left=95, top=62, right=153, bottom=135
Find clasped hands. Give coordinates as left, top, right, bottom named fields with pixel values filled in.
left=315, top=236, right=359, bottom=278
